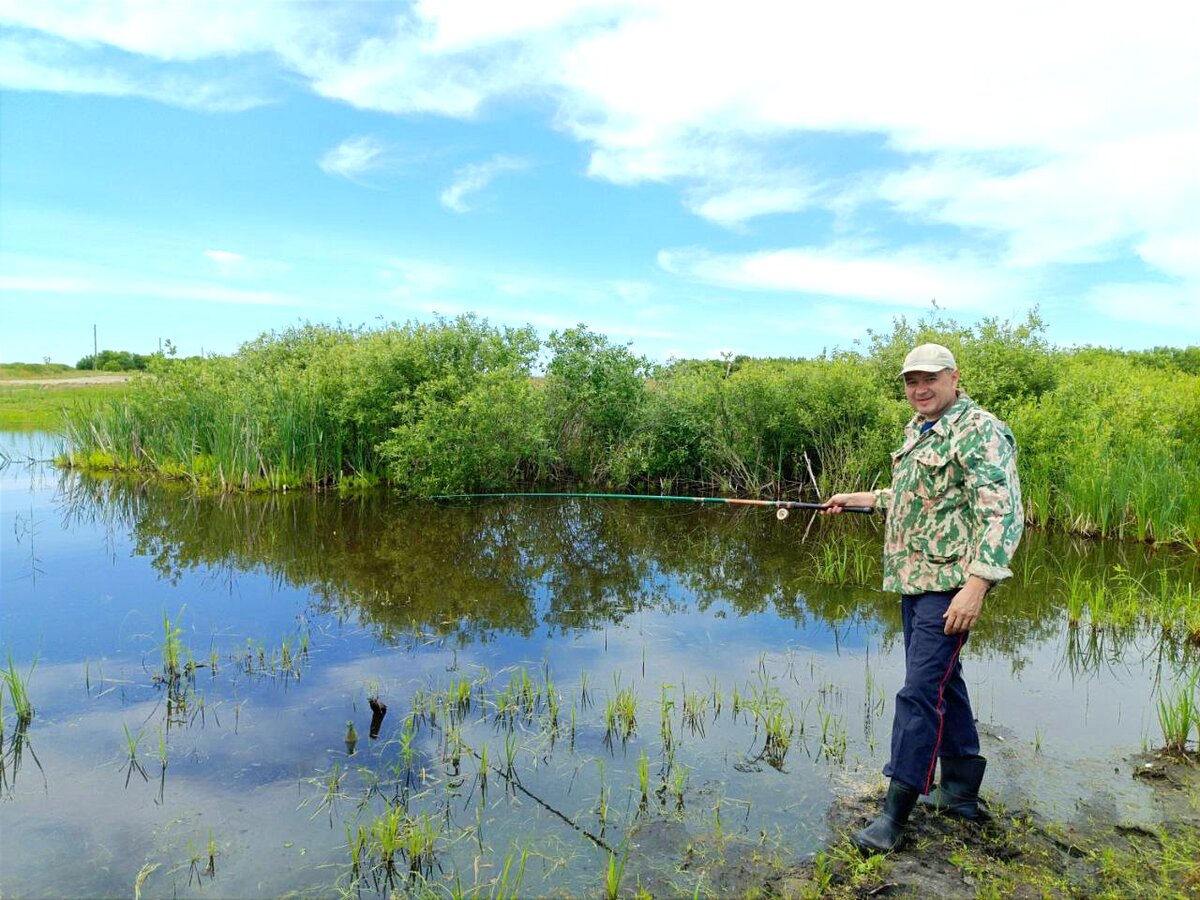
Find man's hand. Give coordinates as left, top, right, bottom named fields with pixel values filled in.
left=944, top=576, right=990, bottom=634
left=820, top=491, right=876, bottom=515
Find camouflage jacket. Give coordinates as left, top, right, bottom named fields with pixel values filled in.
left=872, top=393, right=1023, bottom=594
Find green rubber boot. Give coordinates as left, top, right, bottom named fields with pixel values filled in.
left=850, top=779, right=920, bottom=854
left=920, top=754, right=987, bottom=819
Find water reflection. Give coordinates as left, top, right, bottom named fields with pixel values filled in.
left=4, top=458, right=1198, bottom=898
left=56, top=472, right=1198, bottom=672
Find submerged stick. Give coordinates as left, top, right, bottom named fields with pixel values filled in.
left=429, top=492, right=874, bottom=514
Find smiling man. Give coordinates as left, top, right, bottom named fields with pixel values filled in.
left=823, top=342, right=1024, bottom=853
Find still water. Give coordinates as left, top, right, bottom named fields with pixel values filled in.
left=1, top=431, right=1194, bottom=897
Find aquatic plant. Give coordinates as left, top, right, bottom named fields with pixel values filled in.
left=636, top=749, right=650, bottom=802
left=122, top=723, right=148, bottom=786
left=603, top=845, right=629, bottom=900
left=159, top=610, right=186, bottom=680
left=1, top=653, right=35, bottom=726
left=682, top=687, right=707, bottom=736
left=491, top=845, right=529, bottom=900
left=1157, top=668, right=1199, bottom=754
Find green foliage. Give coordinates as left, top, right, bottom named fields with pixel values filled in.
left=76, top=349, right=154, bottom=371
left=544, top=325, right=650, bottom=482
left=861, top=307, right=1057, bottom=416
left=1124, top=345, right=1200, bottom=376
left=379, top=367, right=549, bottom=494
left=1013, top=351, right=1200, bottom=542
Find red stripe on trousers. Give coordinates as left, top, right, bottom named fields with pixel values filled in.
left=924, top=633, right=967, bottom=794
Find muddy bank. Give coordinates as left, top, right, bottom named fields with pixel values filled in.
left=768, top=746, right=1200, bottom=899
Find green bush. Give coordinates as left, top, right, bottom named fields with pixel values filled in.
left=543, top=326, right=650, bottom=482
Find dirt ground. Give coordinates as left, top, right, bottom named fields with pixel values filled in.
left=0, top=373, right=132, bottom=386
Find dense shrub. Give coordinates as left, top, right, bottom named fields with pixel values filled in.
left=861, top=309, right=1057, bottom=416
left=543, top=326, right=650, bottom=482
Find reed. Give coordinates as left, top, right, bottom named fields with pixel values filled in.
left=404, top=810, right=441, bottom=875
left=1157, top=668, right=1199, bottom=754
left=1, top=653, right=35, bottom=726
left=611, top=675, right=638, bottom=740
left=492, top=845, right=529, bottom=900
left=682, top=688, right=707, bottom=736
left=123, top=723, right=148, bottom=786
left=160, top=610, right=185, bottom=680
left=603, top=846, right=629, bottom=900
left=763, top=704, right=795, bottom=769
left=637, top=749, right=650, bottom=802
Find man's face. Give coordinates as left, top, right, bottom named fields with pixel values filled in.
left=903, top=368, right=960, bottom=420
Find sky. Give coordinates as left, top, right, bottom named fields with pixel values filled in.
left=1, top=0, right=1197, bottom=366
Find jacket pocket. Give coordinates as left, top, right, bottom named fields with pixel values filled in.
left=910, top=446, right=952, bottom=500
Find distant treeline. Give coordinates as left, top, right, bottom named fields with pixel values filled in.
left=60, top=312, right=1200, bottom=545
left=75, top=349, right=155, bottom=371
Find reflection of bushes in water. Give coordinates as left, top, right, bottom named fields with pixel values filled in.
left=1053, top=558, right=1200, bottom=644
left=58, top=476, right=1200, bottom=669
left=58, top=313, right=1200, bottom=545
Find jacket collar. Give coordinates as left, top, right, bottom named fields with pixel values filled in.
left=895, top=393, right=974, bottom=457
left=908, top=392, right=973, bottom=435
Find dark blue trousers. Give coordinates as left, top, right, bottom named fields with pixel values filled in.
left=883, top=590, right=980, bottom=794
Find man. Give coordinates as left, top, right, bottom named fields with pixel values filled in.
left=822, top=342, right=1023, bottom=853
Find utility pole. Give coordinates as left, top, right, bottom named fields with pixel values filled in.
left=93, top=324, right=98, bottom=370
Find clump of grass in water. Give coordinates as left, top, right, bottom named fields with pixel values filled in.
left=2, top=653, right=35, bottom=726
left=763, top=704, right=795, bottom=769
left=603, top=845, right=629, bottom=900
left=122, top=723, right=149, bottom=787
left=682, top=686, right=707, bottom=736
left=636, top=749, right=650, bottom=804
left=605, top=674, right=638, bottom=742
left=812, top=542, right=850, bottom=584
left=1157, top=668, right=1199, bottom=755
left=160, top=610, right=185, bottom=681
left=492, top=845, right=529, bottom=900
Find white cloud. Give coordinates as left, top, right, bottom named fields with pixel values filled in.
left=0, top=274, right=93, bottom=293
left=0, top=264, right=298, bottom=307
left=380, top=258, right=457, bottom=298
left=0, top=33, right=268, bottom=111
left=204, top=249, right=245, bottom=265
left=658, top=245, right=1021, bottom=311
left=1136, top=234, right=1200, bottom=282
left=319, top=135, right=388, bottom=180
left=440, top=155, right=530, bottom=212
left=1087, top=283, right=1200, bottom=332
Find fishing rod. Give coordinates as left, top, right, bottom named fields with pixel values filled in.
left=429, top=491, right=874, bottom=518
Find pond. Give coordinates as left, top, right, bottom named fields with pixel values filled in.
left=1, top=431, right=1196, bottom=898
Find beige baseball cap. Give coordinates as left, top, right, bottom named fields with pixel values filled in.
left=900, top=343, right=957, bottom=375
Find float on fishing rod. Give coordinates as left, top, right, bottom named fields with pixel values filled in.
left=428, top=491, right=875, bottom=519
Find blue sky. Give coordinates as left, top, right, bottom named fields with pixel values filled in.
left=1, top=1, right=1197, bottom=366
